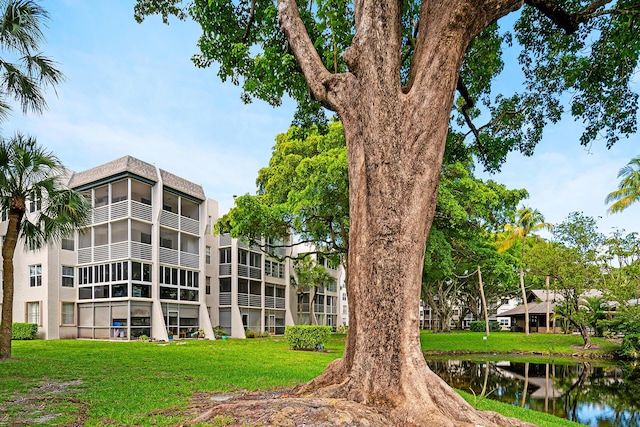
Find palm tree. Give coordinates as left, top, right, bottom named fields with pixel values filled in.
left=292, top=254, right=336, bottom=325
left=0, top=0, right=63, bottom=121
left=606, top=156, right=640, bottom=215
left=497, top=206, right=552, bottom=336
left=0, top=134, right=90, bottom=359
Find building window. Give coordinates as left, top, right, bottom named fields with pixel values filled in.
left=61, top=266, right=74, bottom=287
left=29, top=264, right=42, bottom=287
left=29, top=198, right=41, bottom=213
left=61, top=302, right=75, bottom=325
left=206, top=276, right=211, bottom=295
left=220, top=248, right=231, bottom=264
left=61, top=238, right=74, bottom=251
left=205, top=246, right=211, bottom=264
left=27, top=301, right=40, bottom=325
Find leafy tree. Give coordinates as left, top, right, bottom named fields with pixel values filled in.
left=0, top=134, right=90, bottom=359
left=581, top=295, right=607, bottom=337
left=291, top=254, right=337, bottom=324
left=0, top=0, right=63, bottom=121
left=550, top=212, right=605, bottom=349
left=497, top=206, right=552, bottom=336
left=606, top=156, right=640, bottom=214
left=136, top=0, right=640, bottom=422
left=216, top=121, right=348, bottom=263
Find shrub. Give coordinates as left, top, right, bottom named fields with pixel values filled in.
left=245, top=328, right=257, bottom=338
left=336, top=324, right=348, bottom=334
left=620, top=334, right=640, bottom=359
left=212, top=325, right=229, bottom=339
left=137, top=334, right=149, bottom=341
left=11, top=323, right=38, bottom=340
left=285, top=325, right=332, bottom=351
left=469, top=321, right=502, bottom=332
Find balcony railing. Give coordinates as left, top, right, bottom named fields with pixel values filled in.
left=160, top=210, right=201, bottom=235
left=265, top=296, right=286, bottom=309
left=237, top=293, right=262, bottom=308
left=89, top=200, right=153, bottom=224
left=77, top=241, right=153, bottom=264
left=159, top=247, right=200, bottom=268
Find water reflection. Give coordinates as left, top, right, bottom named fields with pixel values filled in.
left=426, top=358, right=640, bottom=427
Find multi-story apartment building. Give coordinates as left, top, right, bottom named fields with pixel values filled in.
left=215, top=234, right=295, bottom=338
left=0, top=155, right=303, bottom=341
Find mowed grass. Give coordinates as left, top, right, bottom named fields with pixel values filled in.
left=0, top=332, right=609, bottom=426
left=420, top=330, right=620, bottom=356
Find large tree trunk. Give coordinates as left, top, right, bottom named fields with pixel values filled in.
left=279, top=0, right=528, bottom=425
left=0, top=206, right=25, bottom=360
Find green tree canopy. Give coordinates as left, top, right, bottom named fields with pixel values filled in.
left=0, top=0, right=63, bottom=121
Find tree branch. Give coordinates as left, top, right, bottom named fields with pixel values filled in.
left=277, top=0, right=350, bottom=110
left=242, top=0, right=256, bottom=43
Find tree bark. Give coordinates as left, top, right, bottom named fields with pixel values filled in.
left=279, top=0, right=531, bottom=425
left=478, top=266, right=490, bottom=337
left=0, top=205, right=25, bottom=360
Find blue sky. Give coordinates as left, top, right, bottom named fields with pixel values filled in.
left=5, top=1, right=639, bottom=236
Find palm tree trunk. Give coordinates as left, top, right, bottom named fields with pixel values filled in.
left=0, top=208, right=25, bottom=360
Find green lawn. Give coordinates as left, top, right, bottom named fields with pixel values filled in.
left=0, top=332, right=608, bottom=426
left=420, top=330, right=620, bottom=356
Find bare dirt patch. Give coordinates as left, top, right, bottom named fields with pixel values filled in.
left=0, top=379, right=86, bottom=426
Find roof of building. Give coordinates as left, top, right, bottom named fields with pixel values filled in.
left=499, top=301, right=557, bottom=317
left=68, top=155, right=206, bottom=201
left=159, top=169, right=205, bottom=201
left=69, top=155, right=158, bottom=189
left=528, top=289, right=564, bottom=302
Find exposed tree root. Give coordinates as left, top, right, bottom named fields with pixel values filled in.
left=177, top=388, right=537, bottom=427
left=175, top=359, right=538, bottom=427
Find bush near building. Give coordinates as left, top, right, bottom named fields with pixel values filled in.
left=10, top=323, right=38, bottom=340
left=285, top=325, right=332, bottom=350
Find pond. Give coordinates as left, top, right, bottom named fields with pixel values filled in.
left=425, top=358, right=640, bottom=427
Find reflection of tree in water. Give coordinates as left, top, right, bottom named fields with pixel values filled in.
left=426, top=358, right=640, bottom=426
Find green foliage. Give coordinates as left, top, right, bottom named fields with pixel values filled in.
left=10, top=323, right=37, bottom=340
left=285, top=325, right=332, bottom=350
left=216, top=121, right=348, bottom=258
left=135, top=0, right=640, bottom=168
left=245, top=328, right=257, bottom=338
left=469, top=321, right=501, bottom=332
left=620, top=334, right=640, bottom=359
left=606, top=156, right=640, bottom=214
left=212, top=325, right=229, bottom=338
left=0, top=0, right=65, bottom=121
left=137, top=334, right=149, bottom=341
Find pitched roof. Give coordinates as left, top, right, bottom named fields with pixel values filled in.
left=69, top=155, right=158, bottom=189
left=499, top=301, right=557, bottom=317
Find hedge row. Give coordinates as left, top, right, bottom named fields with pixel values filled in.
left=1, top=322, right=39, bottom=340
left=469, top=320, right=502, bottom=332
left=284, top=325, right=332, bottom=350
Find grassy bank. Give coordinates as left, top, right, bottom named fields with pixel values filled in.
left=0, top=332, right=606, bottom=426
left=421, top=330, right=620, bottom=357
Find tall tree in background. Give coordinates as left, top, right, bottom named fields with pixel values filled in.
left=497, top=206, right=551, bottom=335
left=0, top=135, right=90, bottom=359
left=0, top=0, right=63, bottom=122
left=606, top=156, right=640, bottom=215
left=292, top=254, right=336, bottom=324
left=136, top=0, right=640, bottom=424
